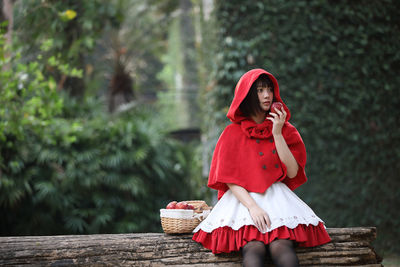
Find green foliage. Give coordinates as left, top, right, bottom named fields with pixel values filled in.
left=208, top=0, right=400, bottom=253
left=14, top=0, right=121, bottom=57
left=0, top=29, right=200, bottom=235
left=13, top=0, right=123, bottom=96
left=0, top=29, right=65, bottom=208
left=1, top=97, right=198, bottom=235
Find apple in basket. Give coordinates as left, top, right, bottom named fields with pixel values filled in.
left=165, top=201, right=195, bottom=210
left=175, top=201, right=189, bottom=209
left=166, top=201, right=177, bottom=209
left=271, top=102, right=283, bottom=114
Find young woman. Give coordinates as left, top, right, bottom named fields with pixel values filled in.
left=192, top=69, right=331, bottom=267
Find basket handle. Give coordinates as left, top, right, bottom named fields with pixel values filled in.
left=193, top=210, right=210, bottom=221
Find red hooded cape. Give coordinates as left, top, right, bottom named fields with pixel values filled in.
left=208, top=69, right=307, bottom=199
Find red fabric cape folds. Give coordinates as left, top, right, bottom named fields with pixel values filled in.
left=207, top=69, right=307, bottom=199
left=192, top=223, right=331, bottom=254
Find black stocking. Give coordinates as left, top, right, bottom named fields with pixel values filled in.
left=268, top=239, right=299, bottom=267
left=242, top=240, right=267, bottom=267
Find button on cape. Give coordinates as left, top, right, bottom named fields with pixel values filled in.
left=207, top=69, right=308, bottom=199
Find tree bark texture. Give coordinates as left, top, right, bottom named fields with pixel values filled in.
left=0, top=227, right=382, bottom=266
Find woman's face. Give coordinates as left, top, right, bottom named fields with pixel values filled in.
left=256, top=85, right=274, bottom=112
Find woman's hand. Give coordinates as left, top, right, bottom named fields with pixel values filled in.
left=266, top=107, right=287, bottom=136
left=226, top=183, right=272, bottom=232
left=266, top=106, right=299, bottom=178
left=248, top=204, right=271, bottom=232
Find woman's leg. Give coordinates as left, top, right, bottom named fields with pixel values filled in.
left=242, top=240, right=267, bottom=267
left=268, top=239, right=299, bottom=267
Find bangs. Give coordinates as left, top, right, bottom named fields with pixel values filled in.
left=255, top=74, right=274, bottom=89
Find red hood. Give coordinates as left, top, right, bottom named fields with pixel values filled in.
left=227, top=68, right=291, bottom=123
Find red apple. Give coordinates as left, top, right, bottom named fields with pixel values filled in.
left=175, top=201, right=189, bottom=209
left=271, top=102, right=283, bottom=114
left=166, top=201, right=177, bottom=209
left=187, top=204, right=195, bottom=210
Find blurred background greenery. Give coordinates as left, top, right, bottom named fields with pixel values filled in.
left=1, top=0, right=399, bottom=258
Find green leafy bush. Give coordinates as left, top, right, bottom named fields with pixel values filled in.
left=206, top=0, right=400, bottom=253
left=13, top=0, right=122, bottom=96
left=1, top=95, right=199, bottom=235
left=0, top=29, right=199, bottom=235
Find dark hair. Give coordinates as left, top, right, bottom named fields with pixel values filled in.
left=239, top=74, right=274, bottom=117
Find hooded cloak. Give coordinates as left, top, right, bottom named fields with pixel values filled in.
left=208, top=69, right=307, bottom=199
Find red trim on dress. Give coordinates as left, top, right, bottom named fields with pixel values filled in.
left=192, top=222, right=331, bottom=254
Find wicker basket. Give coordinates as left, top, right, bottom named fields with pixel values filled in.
left=160, top=209, right=200, bottom=234
left=160, top=200, right=212, bottom=234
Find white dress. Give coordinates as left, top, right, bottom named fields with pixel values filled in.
left=192, top=182, right=331, bottom=254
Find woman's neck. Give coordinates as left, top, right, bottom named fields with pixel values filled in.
left=251, top=112, right=266, bottom=124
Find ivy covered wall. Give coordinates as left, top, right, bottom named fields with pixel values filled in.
left=205, top=0, right=400, bottom=253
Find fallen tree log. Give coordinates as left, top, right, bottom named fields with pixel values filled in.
left=0, top=227, right=382, bottom=266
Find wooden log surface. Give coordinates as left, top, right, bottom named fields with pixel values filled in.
left=0, top=227, right=382, bottom=266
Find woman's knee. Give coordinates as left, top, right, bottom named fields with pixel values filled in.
left=242, top=241, right=267, bottom=267
left=243, top=240, right=267, bottom=254
left=269, top=239, right=294, bottom=252
left=268, top=239, right=299, bottom=267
